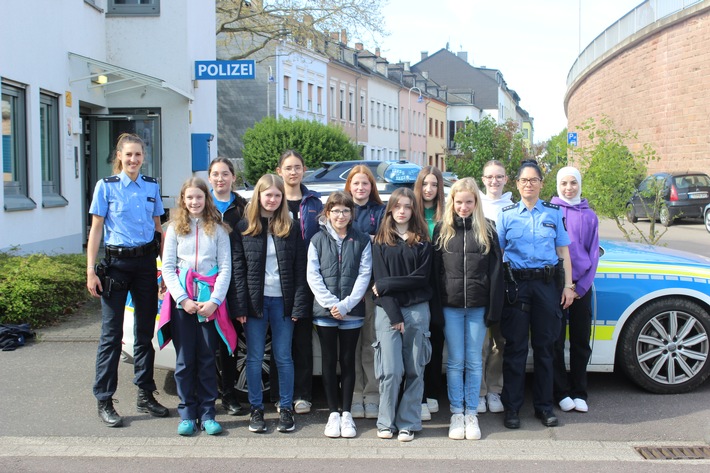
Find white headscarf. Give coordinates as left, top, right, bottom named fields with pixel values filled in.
left=556, top=166, right=582, bottom=205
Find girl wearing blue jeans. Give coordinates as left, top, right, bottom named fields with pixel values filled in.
left=433, top=178, right=504, bottom=440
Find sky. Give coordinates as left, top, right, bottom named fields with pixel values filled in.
left=377, top=0, right=642, bottom=142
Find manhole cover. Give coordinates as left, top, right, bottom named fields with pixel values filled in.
left=635, top=446, right=710, bottom=460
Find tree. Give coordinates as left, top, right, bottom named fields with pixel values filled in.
left=241, top=116, right=359, bottom=183
left=545, top=128, right=569, bottom=167
left=217, top=0, right=388, bottom=60
left=574, top=116, right=661, bottom=243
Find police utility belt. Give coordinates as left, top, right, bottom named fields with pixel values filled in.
left=510, top=266, right=556, bottom=282
left=105, top=241, right=156, bottom=258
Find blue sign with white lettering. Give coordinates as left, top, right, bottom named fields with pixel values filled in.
left=567, top=132, right=578, bottom=146
left=195, top=60, right=255, bottom=80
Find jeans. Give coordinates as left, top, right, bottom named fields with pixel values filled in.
left=443, top=306, right=486, bottom=415
left=244, top=296, right=294, bottom=410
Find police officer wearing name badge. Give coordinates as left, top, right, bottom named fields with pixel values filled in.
left=495, top=160, right=575, bottom=430
left=86, top=133, right=169, bottom=427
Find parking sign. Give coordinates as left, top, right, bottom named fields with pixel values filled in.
left=567, top=132, right=578, bottom=146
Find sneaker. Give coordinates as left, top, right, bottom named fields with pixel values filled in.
left=573, top=398, right=589, bottom=413
left=222, top=392, right=248, bottom=416
left=364, top=403, right=379, bottom=419
left=477, top=396, right=487, bottom=414
left=201, top=419, right=223, bottom=435
left=177, top=419, right=196, bottom=436
left=97, top=399, right=123, bottom=427
left=350, top=403, right=365, bottom=419
left=294, top=399, right=311, bottom=414
left=249, top=408, right=266, bottom=433
left=426, top=398, right=439, bottom=413
left=448, top=413, right=465, bottom=440
left=465, top=414, right=481, bottom=440
left=136, top=389, right=169, bottom=417
left=421, top=403, right=432, bottom=421
left=277, top=408, right=295, bottom=432
left=377, top=428, right=394, bottom=439
left=558, top=396, right=575, bottom=412
left=324, top=412, right=341, bottom=438
left=340, top=411, right=357, bottom=438
left=486, top=393, right=504, bottom=413
left=397, top=429, right=414, bottom=442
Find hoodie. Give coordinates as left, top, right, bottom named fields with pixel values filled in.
left=479, top=191, right=513, bottom=221
left=549, top=197, right=599, bottom=298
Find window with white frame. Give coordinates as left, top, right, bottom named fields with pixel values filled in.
left=296, top=80, right=303, bottom=110
left=39, top=92, right=67, bottom=207
left=348, top=91, right=354, bottom=122
left=330, top=86, right=335, bottom=117
left=317, top=86, right=323, bottom=114
left=307, top=83, right=313, bottom=112
left=107, top=0, right=160, bottom=16
left=370, top=100, right=375, bottom=127
left=360, top=94, right=365, bottom=124
left=339, top=89, right=345, bottom=120
left=2, top=82, right=35, bottom=211
left=283, top=76, right=290, bottom=108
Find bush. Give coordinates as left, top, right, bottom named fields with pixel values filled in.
left=0, top=252, right=90, bottom=328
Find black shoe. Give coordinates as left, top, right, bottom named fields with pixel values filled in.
left=137, top=389, right=169, bottom=417
left=504, top=410, right=520, bottom=429
left=249, top=407, right=267, bottom=433
left=98, top=399, right=123, bottom=427
left=222, top=392, right=248, bottom=416
left=277, top=408, right=295, bottom=433
left=535, top=409, right=559, bottom=427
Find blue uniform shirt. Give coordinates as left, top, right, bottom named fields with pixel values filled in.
left=89, top=172, right=164, bottom=247
left=496, top=199, right=570, bottom=270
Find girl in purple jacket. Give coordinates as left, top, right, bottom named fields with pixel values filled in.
left=551, top=166, right=599, bottom=413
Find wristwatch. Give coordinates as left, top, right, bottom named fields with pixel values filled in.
left=564, top=283, right=576, bottom=290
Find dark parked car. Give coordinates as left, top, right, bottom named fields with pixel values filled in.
left=626, top=172, right=710, bottom=227
left=302, top=160, right=382, bottom=184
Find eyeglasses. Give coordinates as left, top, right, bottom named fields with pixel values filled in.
left=517, top=177, right=541, bottom=185
left=330, top=209, right=352, bottom=216
left=483, top=175, right=506, bottom=181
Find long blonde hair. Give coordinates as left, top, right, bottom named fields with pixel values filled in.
left=374, top=187, right=429, bottom=246
left=243, top=174, right=292, bottom=238
left=112, top=133, right=145, bottom=174
left=172, top=177, right=230, bottom=237
left=436, top=177, right=491, bottom=254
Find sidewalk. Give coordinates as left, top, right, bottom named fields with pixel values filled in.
left=36, top=297, right=102, bottom=343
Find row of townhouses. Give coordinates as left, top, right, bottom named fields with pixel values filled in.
left=1, top=0, right=531, bottom=254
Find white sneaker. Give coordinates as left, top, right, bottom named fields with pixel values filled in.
left=324, top=412, right=340, bottom=438
left=350, top=403, right=365, bottom=419
left=465, top=414, right=481, bottom=440
left=340, top=411, right=357, bottom=438
left=477, top=396, right=487, bottom=414
left=558, top=396, right=575, bottom=412
left=573, top=398, right=589, bottom=413
left=397, top=429, right=414, bottom=442
left=294, top=399, right=312, bottom=414
left=426, top=398, right=439, bottom=413
left=448, top=413, right=465, bottom=440
left=377, top=428, right=394, bottom=439
left=364, top=403, right=379, bottom=419
left=421, top=403, right=432, bottom=421
left=486, top=393, right=504, bottom=413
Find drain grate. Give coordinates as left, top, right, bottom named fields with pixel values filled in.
left=635, top=446, right=710, bottom=460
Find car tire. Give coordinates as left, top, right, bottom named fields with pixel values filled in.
left=704, top=209, right=710, bottom=233
left=626, top=204, right=638, bottom=223
left=659, top=206, right=673, bottom=227
left=618, top=297, right=710, bottom=394
left=231, top=328, right=271, bottom=400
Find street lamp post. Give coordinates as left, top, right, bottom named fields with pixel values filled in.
left=407, top=86, right=423, bottom=163
left=267, top=65, right=275, bottom=117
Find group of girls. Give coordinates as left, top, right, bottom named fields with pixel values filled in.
left=156, top=144, right=598, bottom=440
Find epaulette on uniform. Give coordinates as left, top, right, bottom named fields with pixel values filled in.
left=103, top=176, right=120, bottom=183
left=501, top=204, right=516, bottom=212
left=542, top=201, right=560, bottom=210
left=141, top=175, right=158, bottom=183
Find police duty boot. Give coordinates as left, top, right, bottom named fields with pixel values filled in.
left=98, top=399, right=123, bottom=427
left=136, top=389, right=169, bottom=417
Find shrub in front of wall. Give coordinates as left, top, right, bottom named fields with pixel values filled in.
left=0, top=253, right=90, bottom=328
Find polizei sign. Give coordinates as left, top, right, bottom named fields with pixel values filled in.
left=195, top=60, right=256, bottom=80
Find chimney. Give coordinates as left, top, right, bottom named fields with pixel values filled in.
left=421, top=51, right=428, bottom=61
left=330, top=32, right=339, bottom=41
left=375, top=47, right=380, bottom=57
left=404, top=61, right=410, bottom=71
left=457, top=51, right=468, bottom=63
left=355, top=42, right=363, bottom=51
left=340, top=29, right=347, bottom=45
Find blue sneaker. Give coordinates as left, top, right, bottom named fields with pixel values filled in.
left=177, top=419, right=196, bottom=436
left=202, top=419, right=223, bottom=435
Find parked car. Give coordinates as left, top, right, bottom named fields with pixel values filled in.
left=626, top=172, right=710, bottom=227
left=123, top=239, right=710, bottom=397
left=703, top=202, right=710, bottom=233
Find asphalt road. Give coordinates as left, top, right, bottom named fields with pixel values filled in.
left=1, top=217, right=709, bottom=471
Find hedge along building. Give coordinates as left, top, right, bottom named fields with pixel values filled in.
left=0, top=0, right=217, bottom=254
left=565, top=0, right=710, bottom=173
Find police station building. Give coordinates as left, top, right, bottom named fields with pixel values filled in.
left=0, top=0, right=217, bottom=254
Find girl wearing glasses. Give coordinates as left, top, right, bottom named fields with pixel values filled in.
left=307, top=191, right=372, bottom=438
left=496, top=161, right=575, bottom=430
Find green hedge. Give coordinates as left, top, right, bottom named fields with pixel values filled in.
left=0, top=252, right=90, bottom=328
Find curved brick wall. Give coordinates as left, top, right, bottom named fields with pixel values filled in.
left=565, top=4, right=710, bottom=173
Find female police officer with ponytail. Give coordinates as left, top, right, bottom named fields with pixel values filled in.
left=495, top=160, right=575, bottom=430
left=86, top=133, right=169, bottom=427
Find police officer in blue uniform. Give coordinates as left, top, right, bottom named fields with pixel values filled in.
left=495, top=160, right=575, bottom=430
left=86, top=133, right=169, bottom=427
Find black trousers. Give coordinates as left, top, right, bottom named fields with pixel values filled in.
left=316, top=325, right=360, bottom=413
left=423, top=321, right=445, bottom=402
left=217, top=318, right=242, bottom=397
left=553, top=290, right=593, bottom=402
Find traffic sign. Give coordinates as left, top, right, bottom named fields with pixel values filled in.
left=567, top=132, right=578, bottom=146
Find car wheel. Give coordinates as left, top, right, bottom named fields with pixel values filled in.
left=704, top=209, right=710, bottom=233
left=618, top=297, right=710, bottom=394
left=233, top=328, right=271, bottom=400
left=626, top=204, right=638, bottom=223
left=659, top=205, right=672, bottom=227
